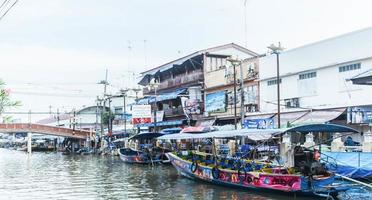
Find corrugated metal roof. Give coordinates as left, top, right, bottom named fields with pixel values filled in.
left=141, top=43, right=258, bottom=75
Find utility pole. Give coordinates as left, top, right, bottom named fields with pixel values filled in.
left=268, top=43, right=284, bottom=128
left=228, top=57, right=240, bottom=130
left=99, top=99, right=104, bottom=148
left=239, top=61, right=245, bottom=128
left=233, top=63, right=237, bottom=130
left=95, top=96, right=99, bottom=132
left=98, top=69, right=109, bottom=149
left=108, top=97, right=112, bottom=136
left=73, top=109, right=76, bottom=131
left=121, top=89, right=129, bottom=134
left=57, top=108, right=60, bottom=126
left=147, top=79, right=159, bottom=132
left=276, top=52, right=280, bottom=128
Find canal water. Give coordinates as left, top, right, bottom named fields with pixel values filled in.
left=0, top=149, right=370, bottom=200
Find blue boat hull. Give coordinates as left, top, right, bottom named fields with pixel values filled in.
left=118, top=148, right=168, bottom=164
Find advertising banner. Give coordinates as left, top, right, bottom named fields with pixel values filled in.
left=347, top=106, right=372, bottom=124
left=244, top=118, right=274, bottom=129
left=181, top=97, right=201, bottom=119
left=206, top=91, right=226, bottom=113
left=132, top=105, right=152, bottom=124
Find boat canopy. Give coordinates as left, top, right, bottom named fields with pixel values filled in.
left=160, top=127, right=182, bottom=134
left=285, top=123, right=359, bottom=133
left=157, top=123, right=359, bottom=141
left=157, top=129, right=283, bottom=141
left=129, top=132, right=164, bottom=140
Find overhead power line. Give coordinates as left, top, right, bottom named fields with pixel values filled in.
left=11, top=91, right=96, bottom=98
left=0, top=0, right=10, bottom=11
left=0, top=0, right=18, bottom=22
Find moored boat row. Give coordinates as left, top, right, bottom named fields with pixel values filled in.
left=117, top=123, right=371, bottom=199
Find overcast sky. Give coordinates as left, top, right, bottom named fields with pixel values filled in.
left=1, top=0, right=372, bottom=121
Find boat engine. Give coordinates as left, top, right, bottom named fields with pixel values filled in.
left=294, top=146, right=327, bottom=176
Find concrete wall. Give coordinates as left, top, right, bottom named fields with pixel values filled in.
left=260, top=58, right=372, bottom=113
left=260, top=27, right=372, bottom=80
left=259, top=27, right=372, bottom=113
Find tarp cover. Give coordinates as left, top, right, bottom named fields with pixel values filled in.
left=285, top=123, right=358, bottom=133
left=157, top=129, right=283, bottom=141
left=322, top=152, right=372, bottom=178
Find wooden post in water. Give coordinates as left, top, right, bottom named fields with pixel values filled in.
left=27, top=110, right=32, bottom=154
left=27, top=132, right=32, bottom=154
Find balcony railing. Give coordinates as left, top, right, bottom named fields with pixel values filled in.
left=144, top=70, right=203, bottom=94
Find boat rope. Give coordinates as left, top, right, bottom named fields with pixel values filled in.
left=335, top=173, right=372, bottom=189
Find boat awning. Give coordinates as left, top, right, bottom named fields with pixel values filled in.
left=291, top=108, right=345, bottom=126
left=158, top=129, right=284, bottom=141
left=149, top=88, right=187, bottom=103
left=160, top=127, right=182, bottom=134
left=350, top=69, right=372, bottom=85
left=135, top=119, right=184, bottom=128
left=285, top=123, right=358, bottom=133
left=129, top=132, right=164, bottom=140
left=180, top=126, right=216, bottom=133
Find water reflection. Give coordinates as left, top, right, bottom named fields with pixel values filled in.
left=0, top=149, right=353, bottom=200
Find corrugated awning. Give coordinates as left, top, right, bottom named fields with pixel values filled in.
left=350, top=69, right=372, bottom=85
left=273, top=111, right=309, bottom=128
left=291, top=108, right=346, bottom=126
left=135, top=97, right=152, bottom=105
left=157, top=129, right=282, bottom=141
left=149, top=88, right=186, bottom=103
left=245, top=113, right=275, bottom=120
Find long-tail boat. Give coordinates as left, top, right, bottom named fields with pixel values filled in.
left=158, top=124, right=359, bottom=199
left=118, top=132, right=170, bottom=164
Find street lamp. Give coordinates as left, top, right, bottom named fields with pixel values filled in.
left=268, top=42, right=284, bottom=128
left=147, top=78, right=159, bottom=132
left=227, top=56, right=242, bottom=130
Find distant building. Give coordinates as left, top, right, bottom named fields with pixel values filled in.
left=255, top=27, right=372, bottom=133
left=37, top=105, right=108, bottom=131
left=110, top=89, right=141, bottom=132
left=203, top=49, right=260, bottom=126
left=137, top=43, right=257, bottom=130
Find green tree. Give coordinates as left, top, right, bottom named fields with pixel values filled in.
left=102, top=111, right=114, bottom=126
left=0, top=80, right=21, bottom=121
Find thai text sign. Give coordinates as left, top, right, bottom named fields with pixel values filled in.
left=347, top=106, right=372, bottom=124
left=132, top=105, right=152, bottom=124
left=244, top=118, right=274, bottom=129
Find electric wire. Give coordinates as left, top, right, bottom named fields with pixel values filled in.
left=0, top=0, right=17, bottom=22
left=0, top=0, right=10, bottom=11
